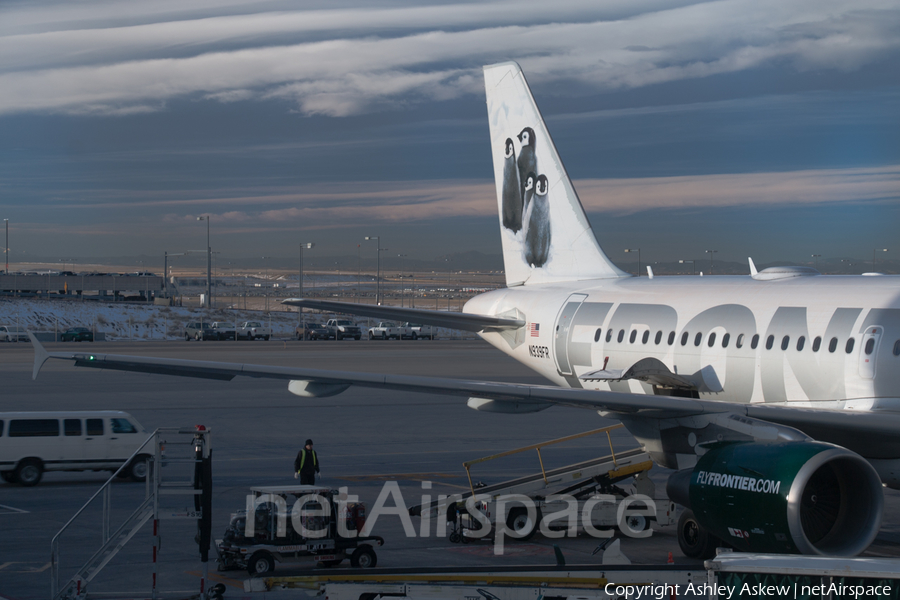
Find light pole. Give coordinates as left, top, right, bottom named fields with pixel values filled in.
left=624, top=249, right=641, bottom=277
left=4, top=218, right=8, bottom=274
left=811, top=254, right=822, bottom=271
left=397, top=254, right=407, bottom=307
left=197, top=216, right=211, bottom=307
left=364, top=236, right=381, bottom=304
left=679, top=259, right=695, bottom=275
left=705, top=250, right=718, bottom=275
left=874, top=248, right=888, bottom=271
left=262, top=256, right=269, bottom=313
left=299, top=242, right=314, bottom=298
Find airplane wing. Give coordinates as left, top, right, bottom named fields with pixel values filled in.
left=28, top=333, right=900, bottom=455
left=281, top=298, right=523, bottom=332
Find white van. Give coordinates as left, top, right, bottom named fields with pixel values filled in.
left=0, top=411, right=150, bottom=486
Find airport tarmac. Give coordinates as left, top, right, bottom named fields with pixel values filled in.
left=2, top=339, right=899, bottom=599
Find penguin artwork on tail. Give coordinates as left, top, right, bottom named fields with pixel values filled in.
left=516, top=127, right=536, bottom=213
left=500, top=138, right=522, bottom=232
left=523, top=174, right=551, bottom=268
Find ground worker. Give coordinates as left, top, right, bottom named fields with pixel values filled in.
left=294, top=439, right=320, bottom=485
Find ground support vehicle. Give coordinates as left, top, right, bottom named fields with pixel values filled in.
left=325, top=319, right=361, bottom=340
left=240, top=321, right=271, bottom=340
left=210, top=321, right=237, bottom=340
left=402, top=322, right=434, bottom=340
left=0, top=325, right=28, bottom=342
left=184, top=321, right=216, bottom=341
left=410, top=425, right=675, bottom=542
left=367, top=321, right=411, bottom=340
left=216, top=485, right=384, bottom=575
left=60, top=327, right=94, bottom=342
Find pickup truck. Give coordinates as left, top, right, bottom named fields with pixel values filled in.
left=402, top=323, right=434, bottom=340
left=325, top=319, right=361, bottom=340
left=240, top=321, right=271, bottom=341
left=368, top=322, right=411, bottom=340
left=296, top=322, right=329, bottom=340
left=210, top=321, right=237, bottom=340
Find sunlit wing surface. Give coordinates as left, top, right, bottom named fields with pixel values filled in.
left=282, top=298, right=523, bottom=332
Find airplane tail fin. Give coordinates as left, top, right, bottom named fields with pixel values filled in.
left=484, top=62, right=628, bottom=287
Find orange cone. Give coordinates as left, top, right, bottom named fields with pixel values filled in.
left=667, top=551, right=674, bottom=564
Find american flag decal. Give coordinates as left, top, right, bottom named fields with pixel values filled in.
left=530, top=323, right=540, bottom=337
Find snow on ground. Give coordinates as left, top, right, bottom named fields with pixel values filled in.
left=0, top=298, right=473, bottom=341
left=0, top=298, right=303, bottom=341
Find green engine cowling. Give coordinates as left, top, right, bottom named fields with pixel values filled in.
left=667, top=441, right=883, bottom=555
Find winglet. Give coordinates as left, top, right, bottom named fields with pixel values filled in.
left=748, top=257, right=758, bottom=276
left=29, top=331, right=50, bottom=380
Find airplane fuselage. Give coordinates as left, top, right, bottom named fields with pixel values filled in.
left=467, top=273, right=900, bottom=470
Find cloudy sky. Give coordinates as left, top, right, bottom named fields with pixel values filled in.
left=1, top=0, right=899, bottom=270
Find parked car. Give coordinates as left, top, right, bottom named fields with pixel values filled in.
left=210, top=321, right=237, bottom=340
left=60, top=327, right=94, bottom=342
left=296, top=322, right=328, bottom=340
left=402, top=323, right=434, bottom=340
left=184, top=321, right=216, bottom=341
left=368, top=322, right=410, bottom=340
left=0, top=326, right=28, bottom=342
left=0, top=411, right=149, bottom=486
left=239, top=321, right=271, bottom=341
left=325, top=319, right=361, bottom=340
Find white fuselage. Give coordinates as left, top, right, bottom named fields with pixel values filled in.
left=467, top=274, right=900, bottom=411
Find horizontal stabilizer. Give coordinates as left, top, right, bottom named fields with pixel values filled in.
left=281, top=298, right=524, bottom=331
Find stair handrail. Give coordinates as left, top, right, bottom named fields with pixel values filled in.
left=50, top=428, right=158, bottom=598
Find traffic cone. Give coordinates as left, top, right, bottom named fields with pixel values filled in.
left=667, top=551, right=674, bottom=564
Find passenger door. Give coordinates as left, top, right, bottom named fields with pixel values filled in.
left=108, top=417, right=142, bottom=461
left=554, top=293, right=588, bottom=376
left=859, top=326, right=883, bottom=380
left=83, top=418, right=110, bottom=464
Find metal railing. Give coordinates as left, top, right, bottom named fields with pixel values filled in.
left=462, top=424, right=625, bottom=495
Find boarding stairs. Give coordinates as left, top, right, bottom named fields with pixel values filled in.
left=409, top=424, right=655, bottom=519
left=51, top=426, right=212, bottom=600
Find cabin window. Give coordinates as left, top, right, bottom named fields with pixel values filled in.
left=751, top=334, right=759, bottom=349
left=736, top=334, right=744, bottom=348
left=781, top=335, right=790, bottom=351
left=864, top=338, right=875, bottom=355
left=708, top=332, right=717, bottom=347
left=606, top=329, right=613, bottom=343
left=796, top=336, right=805, bottom=351
left=694, top=332, right=702, bottom=347
left=765, top=335, right=775, bottom=350
left=64, top=419, right=82, bottom=436
left=630, top=330, right=637, bottom=344
left=594, top=328, right=602, bottom=343
left=894, top=340, right=900, bottom=356
left=722, top=333, right=730, bottom=348
left=617, top=330, right=625, bottom=343
left=845, top=338, right=855, bottom=354
left=828, top=337, right=838, bottom=353
left=812, top=336, right=821, bottom=352
left=655, top=331, right=663, bottom=345
left=9, top=419, right=59, bottom=437
left=668, top=331, right=676, bottom=345
left=642, top=330, right=650, bottom=344
left=681, top=332, right=689, bottom=346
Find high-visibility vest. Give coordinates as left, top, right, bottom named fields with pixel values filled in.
left=299, top=449, right=317, bottom=471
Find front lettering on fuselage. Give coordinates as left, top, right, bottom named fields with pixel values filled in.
left=528, top=344, right=550, bottom=359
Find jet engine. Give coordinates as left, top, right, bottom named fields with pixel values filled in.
left=666, top=441, right=883, bottom=558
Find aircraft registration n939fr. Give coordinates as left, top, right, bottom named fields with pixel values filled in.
left=30, top=61, right=900, bottom=560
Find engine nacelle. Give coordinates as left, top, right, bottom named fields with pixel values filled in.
left=667, top=441, right=883, bottom=556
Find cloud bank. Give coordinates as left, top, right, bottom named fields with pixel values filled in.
left=1, top=0, right=898, bottom=116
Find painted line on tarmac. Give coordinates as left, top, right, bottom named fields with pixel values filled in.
left=0, top=504, right=29, bottom=514
left=185, top=570, right=244, bottom=589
